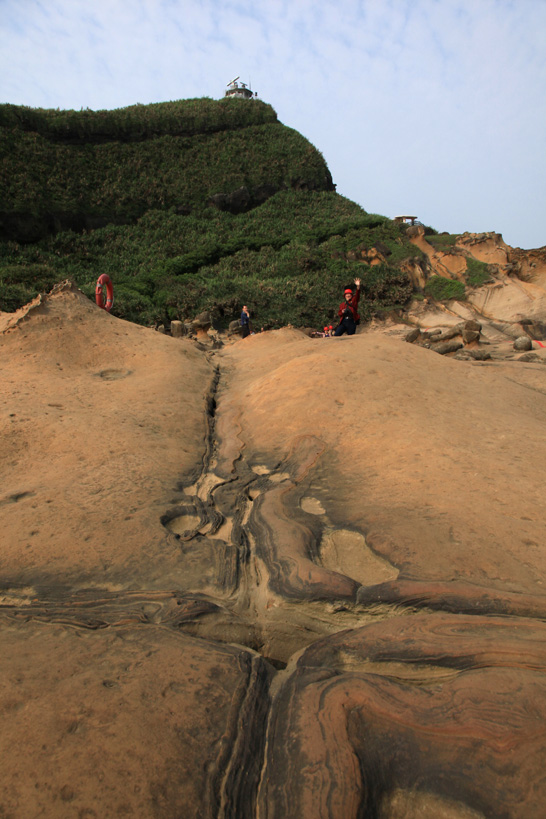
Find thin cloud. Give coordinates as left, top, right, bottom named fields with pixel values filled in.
left=0, top=0, right=544, bottom=247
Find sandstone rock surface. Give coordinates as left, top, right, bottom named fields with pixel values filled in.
left=1, top=283, right=545, bottom=818
left=170, top=319, right=184, bottom=337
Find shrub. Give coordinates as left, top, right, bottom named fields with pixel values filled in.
left=0, top=98, right=279, bottom=142
left=0, top=100, right=421, bottom=326
left=465, top=257, right=493, bottom=287
left=0, top=281, right=31, bottom=312
left=423, top=225, right=437, bottom=236
left=360, top=264, right=413, bottom=319
left=110, top=286, right=157, bottom=324
left=424, top=276, right=465, bottom=302
left=0, top=263, right=59, bottom=309
left=425, top=233, right=461, bottom=250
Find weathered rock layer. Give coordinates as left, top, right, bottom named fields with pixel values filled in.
left=1, top=286, right=545, bottom=817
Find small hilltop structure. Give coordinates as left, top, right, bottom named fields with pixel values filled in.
left=224, top=76, right=257, bottom=100
left=394, top=215, right=420, bottom=226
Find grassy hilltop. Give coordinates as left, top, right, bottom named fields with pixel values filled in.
left=0, top=97, right=418, bottom=328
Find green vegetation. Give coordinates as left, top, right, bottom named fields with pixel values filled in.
left=0, top=98, right=423, bottom=327
left=0, top=263, right=59, bottom=312
left=465, top=257, right=493, bottom=288
left=0, top=190, right=415, bottom=326
left=424, top=276, right=465, bottom=302
left=426, top=233, right=462, bottom=250
left=422, top=225, right=438, bottom=236
left=0, top=114, right=332, bottom=227
left=0, top=97, right=279, bottom=142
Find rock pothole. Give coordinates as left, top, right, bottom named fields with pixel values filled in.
left=164, top=511, right=203, bottom=536
left=95, top=368, right=132, bottom=381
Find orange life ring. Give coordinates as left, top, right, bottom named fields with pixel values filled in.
left=95, top=274, right=114, bottom=312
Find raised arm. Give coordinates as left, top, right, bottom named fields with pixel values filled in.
left=354, top=278, right=361, bottom=306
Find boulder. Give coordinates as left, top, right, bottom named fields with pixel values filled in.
left=462, top=328, right=481, bottom=344
left=405, top=328, right=421, bottom=343
left=192, top=311, right=212, bottom=333
left=170, top=320, right=184, bottom=338
left=435, top=325, right=463, bottom=342
left=462, top=319, right=482, bottom=345
left=464, top=319, right=482, bottom=333
left=420, top=321, right=482, bottom=347
left=228, top=319, right=242, bottom=336
left=422, top=328, right=442, bottom=340
left=429, top=340, right=463, bottom=355
left=514, top=336, right=533, bottom=351
left=518, top=352, right=544, bottom=363
left=455, top=349, right=492, bottom=361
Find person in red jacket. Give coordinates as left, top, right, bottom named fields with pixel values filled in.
left=334, top=278, right=361, bottom=336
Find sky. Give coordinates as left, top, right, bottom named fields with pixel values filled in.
left=1, top=0, right=545, bottom=249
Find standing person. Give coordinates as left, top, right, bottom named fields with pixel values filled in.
left=240, top=305, right=251, bottom=338
left=334, top=278, right=361, bottom=336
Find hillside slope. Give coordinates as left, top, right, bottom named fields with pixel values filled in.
left=0, top=99, right=333, bottom=234
left=1, top=98, right=544, bottom=334
left=0, top=98, right=417, bottom=327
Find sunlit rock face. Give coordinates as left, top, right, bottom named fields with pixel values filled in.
left=1, top=286, right=545, bottom=817
left=408, top=229, right=546, bottom=325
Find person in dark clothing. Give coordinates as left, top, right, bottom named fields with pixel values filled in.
left=334, top=278, right=361, bottom=336
left=240, top=305, right=251, bottom=338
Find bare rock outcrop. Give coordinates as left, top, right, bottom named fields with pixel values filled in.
left=405, top=231, right=546, bottom=337
left=0, top=622, right=272, bottom=818
left=335, top=240, right=393, bottom=267
left=2, top=293, right=546, bottom=818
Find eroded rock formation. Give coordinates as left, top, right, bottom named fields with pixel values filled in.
left=407, top=228, right=546, bottom=335
left=1, top=284, right=545, bottom=817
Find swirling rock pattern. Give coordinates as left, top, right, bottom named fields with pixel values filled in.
left=1, top=293, right=545, bottom=817
left=259, top=614, right=546, bottom=818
